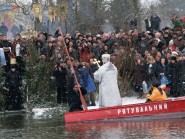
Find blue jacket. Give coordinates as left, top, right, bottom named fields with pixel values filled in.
left=79, top=67, right=96, bottom=93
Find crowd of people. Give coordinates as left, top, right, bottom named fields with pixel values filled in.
left=0, top=19, right=185, bottom=111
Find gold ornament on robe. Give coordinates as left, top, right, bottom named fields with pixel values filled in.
left=48, top=5, right=57, bottom=22
left=32, top=3, right=42, bottom=22
left=20, top=26, right=38, bottom=39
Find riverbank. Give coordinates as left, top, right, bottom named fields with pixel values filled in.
left=1, top=96, right=175, bottom=118
left=32, top=96, right=146, bottom=117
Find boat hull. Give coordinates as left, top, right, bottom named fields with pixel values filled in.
left=64, top=97, right=185, bottom=123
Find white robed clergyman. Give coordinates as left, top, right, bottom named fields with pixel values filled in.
left=94, top=54, right=122, bottom=107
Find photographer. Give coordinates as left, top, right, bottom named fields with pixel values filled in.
left=53, top=61, right=67, bottom=104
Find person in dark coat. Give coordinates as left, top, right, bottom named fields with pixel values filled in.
left=145, top=56, right=157, bottom=86
left=100, top=45, right=113, bottom=57
left=177, top=55, right=185, bottom=96
left=174, top=34, right=185, bottom=51
left=46, top=41, right=55, bottom=61
left=144, top=18, right=152, bottom=32
left=129, top=17, right=137, bottom=30
left=152, top=15, right=161, bottom=30
left=92, top=42, right=101, bottom=60
left=67, top=73, right=87, bottom=112
left=163, top=32, right=172, bottom=47
left=36, top=39, right=46, bottom=56
left=146, top=32, right=154, bottom=50
left=1, top=35, right=13, bottom=72
left=89, top=58, right=98, bottom=78
left=53, top=61, right=68, bottom=104
left=168, top=56, right=180, bottom=97
left=156, top=57, right=170, bottom=81
left=16, top=56, right=26, bottom=76
left=54, top=26, right=62, bottom=37
left=132, top=58, right=146, bottom=98
left=4, top=62, right=23, bottom=110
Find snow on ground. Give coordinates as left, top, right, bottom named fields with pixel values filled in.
left=122, top=97, right=146, bottom=105
left=32, top=96, right=176, bottom=117
left=83, top=97, right=146, bottom=110
left=32, top=108, right=54, bottom=117
left=32, top=97, right=146, bottom=116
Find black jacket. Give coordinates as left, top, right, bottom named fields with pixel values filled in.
left=89, top=64, right=98, bottom=78
left=67, top=86, right=87, bottom=112
left=168, top=61, right=180, bottom=88
left=53, top=67, right=67, bottom=87
left=177, top=60, right=185, bottom=81
left=5, top=70, right=22, bottom=88
left=156, top=63, right=170, bottom=80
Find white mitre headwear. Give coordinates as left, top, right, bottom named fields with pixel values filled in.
left=102, top=54, right=110, bottom=64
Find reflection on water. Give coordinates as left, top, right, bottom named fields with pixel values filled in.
left=65, top=119, right=185, bottom=139
left=0, top=114, right=185, bottom=139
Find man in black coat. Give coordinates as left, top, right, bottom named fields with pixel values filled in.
left=144, top=18, right=152, bottom=32
left=177, top=55, right=185, bottom=96
left=46, top=41, right=54, bottom=61
left=67, top=74, right=87, bottom=112
left=53, top=61, right=68, bottom=104
left=152, top=15, right=161, bottom=30
left=163, top=32, right=172, bottom=47
left=168, top=57, right=180, bottom=97
left=5, top=64, right=23, bottom=110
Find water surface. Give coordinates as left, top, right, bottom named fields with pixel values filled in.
left=0, top=114, right=185, bottom=139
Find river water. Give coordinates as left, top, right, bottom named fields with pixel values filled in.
left=0, top=114, right=185, bottom=139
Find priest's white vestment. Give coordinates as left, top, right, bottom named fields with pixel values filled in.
left=94, top=62, right=122, bottom=107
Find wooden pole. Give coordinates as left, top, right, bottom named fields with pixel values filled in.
left=64, top=45, right=88, bottom=111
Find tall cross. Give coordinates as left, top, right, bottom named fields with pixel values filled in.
left=93, top=59, right=101, bottom=68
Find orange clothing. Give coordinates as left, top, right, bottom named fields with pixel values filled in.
left=147, top=86, right=167, bottom=102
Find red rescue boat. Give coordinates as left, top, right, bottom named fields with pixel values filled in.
left=64, top=97, right=185, bottom=123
